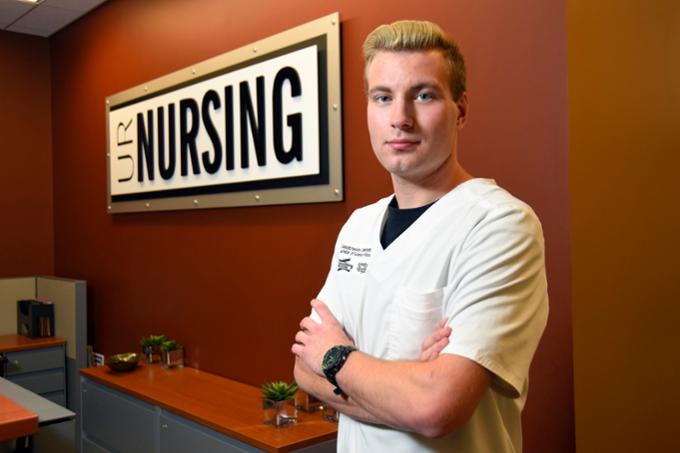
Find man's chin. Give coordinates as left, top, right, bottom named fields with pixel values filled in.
left=379, top=156, right=418, bottom=175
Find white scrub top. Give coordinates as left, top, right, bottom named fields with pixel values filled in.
left=316, top=179, right=549, bottom=453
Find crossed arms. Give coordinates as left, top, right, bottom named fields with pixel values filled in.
left=291, top=299, right=490, bottom=438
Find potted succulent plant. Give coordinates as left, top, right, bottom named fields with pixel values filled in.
left=140, top=334, right=167, bottom=364
left=261, top=381, right=298, bottom=426
left=160, top=339, right=184, bottom=369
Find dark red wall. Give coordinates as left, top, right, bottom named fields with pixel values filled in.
left=48, top=0, right=572, bottom=450
left=0, top=30, right=54, bottom=277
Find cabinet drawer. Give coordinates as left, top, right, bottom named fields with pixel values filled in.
left=5, top=346, right=64, bottom=375
left=160, top=411, right=261, bottom=453
left=9, top=369, right=65, bottom=394
left=82, top=379, right=155, bottom=453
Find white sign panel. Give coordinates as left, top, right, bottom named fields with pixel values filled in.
left=106, top=13, right=342, bottom=213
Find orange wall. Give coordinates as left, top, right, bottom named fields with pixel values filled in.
left=38, top=0, right=570, bottom=451
left=0, top=31, right=54, bottom=277
left=569, top=1, right=680, bottom=451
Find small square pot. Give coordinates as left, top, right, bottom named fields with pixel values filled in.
left=262, top=398, right=298, bottom=426
left=322, top=404, right=338, bottom=423
left=295, top=391, right=322, bottom=413
left=142, top=345, right=161, bottom=364
left=161, top=347, right=184, bottom=369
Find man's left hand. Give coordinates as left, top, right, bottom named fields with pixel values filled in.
left=420, top=318, right=452, bottom=361
left=291, top=299, right=353, bottom=376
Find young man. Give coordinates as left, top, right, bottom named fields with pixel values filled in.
left=292, top=20, right=548, bottom=452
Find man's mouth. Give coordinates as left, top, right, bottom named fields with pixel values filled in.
left=386, top=138, right=420, bottom=150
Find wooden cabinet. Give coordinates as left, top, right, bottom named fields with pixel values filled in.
left=80, top=365, right=336, bottom=453
left=0, top=336, right=66, bottom=407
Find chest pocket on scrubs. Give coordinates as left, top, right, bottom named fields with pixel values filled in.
left=386, top=286, right=444, bottom=360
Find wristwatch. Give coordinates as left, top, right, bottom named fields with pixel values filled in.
left=322, top=345, right=357, bottom=395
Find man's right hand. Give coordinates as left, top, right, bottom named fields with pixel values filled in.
left=420, top=318, right=452, bottom=361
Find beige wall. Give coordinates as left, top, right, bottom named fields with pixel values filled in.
left=569, top=1, right=680, bottom=451
left=0, top=277, right=35, bottom=334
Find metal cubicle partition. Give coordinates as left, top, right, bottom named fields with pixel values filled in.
left=0, top=276, right=87, bottom=453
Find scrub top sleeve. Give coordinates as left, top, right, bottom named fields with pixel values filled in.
left=313, top=269, right=343, bottom=325
left=441, top=204, right=549, bottom=399
left=311, top=231, right=346, bottom=326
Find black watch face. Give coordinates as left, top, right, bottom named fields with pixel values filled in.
left=323, top=346, right=343, bottom=371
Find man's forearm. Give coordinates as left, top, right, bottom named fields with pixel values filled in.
left=294, top=357, right=384, bottom=425
left=335, top=352, right=490, bottom=437
left=292, top=299, right=486, bottom=437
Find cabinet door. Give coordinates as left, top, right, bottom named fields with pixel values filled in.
left=81, top=379, right=156, bottom=453
left=81, top=437, right=109, bottom=453
left=159, top=410, right=262, bottom=453
left=293, top=439, right=337, bottom=453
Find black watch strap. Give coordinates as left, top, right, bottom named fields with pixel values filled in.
left=322, top=345, right=356, bottom=395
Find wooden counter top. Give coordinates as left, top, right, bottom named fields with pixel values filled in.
left=80, top=363, right=336, bottom=453
left=0, top=394, right=38, bottom=441
left=0, top=335, right=65, bottom=353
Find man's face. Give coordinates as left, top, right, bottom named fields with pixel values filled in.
left=365, top=50, right=466, bottom=183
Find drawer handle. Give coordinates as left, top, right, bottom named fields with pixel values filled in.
left=161, top=424, right=168, bottom=429
left=12, top=360, right=19, bottom=365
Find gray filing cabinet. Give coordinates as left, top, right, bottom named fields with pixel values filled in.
left=159, top=410, right=262, bottom=453
left=80, top=376, right=336, bottom=453
left=81, top=378, right=155, bottom=453
left=2, top=344, right=66, bottom=406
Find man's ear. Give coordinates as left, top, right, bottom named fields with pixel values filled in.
left=455, top=93, right=469, bottom=128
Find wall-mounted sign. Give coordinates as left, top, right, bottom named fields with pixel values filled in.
left=106, top=13, right=342, bottom=213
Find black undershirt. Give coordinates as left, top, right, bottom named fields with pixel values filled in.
left=380, top=197, right=437, bottom=249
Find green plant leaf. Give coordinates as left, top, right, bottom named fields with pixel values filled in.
left=260, top=381, right=298, bottom=401
left=140, top=334, right=168, bottom=347
left=160, top=339, right=180, bottom=351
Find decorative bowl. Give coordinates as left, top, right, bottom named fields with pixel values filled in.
left=106, top=352, right=140, bottom=372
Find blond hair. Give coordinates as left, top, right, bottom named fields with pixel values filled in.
left=363, top=20, right=466, bottom=101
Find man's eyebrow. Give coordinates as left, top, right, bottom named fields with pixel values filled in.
left=410, top=82, right=444, bottom=93
left=367, top=86, right=392, bottom=95
left=367, top=83, right=444, bottom=95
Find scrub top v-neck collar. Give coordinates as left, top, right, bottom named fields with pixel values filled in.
left=368, top=178, right=494, bottom=282
left=380, top=197, right=437, bottom=249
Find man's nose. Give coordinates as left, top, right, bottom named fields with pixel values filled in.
left=390, top=98, right=414, bottom=130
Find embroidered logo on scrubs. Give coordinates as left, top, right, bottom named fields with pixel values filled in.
left=337, top=245, right=372, bottom=273
left=337, top=258, right=353, bottom=272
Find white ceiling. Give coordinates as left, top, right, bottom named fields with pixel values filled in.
left=0, top=0, right=107, bottom=37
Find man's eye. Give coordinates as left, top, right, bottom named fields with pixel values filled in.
left=374, top=95, right=391, bottom=104
left=416, top=92, right=433, bottom=101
